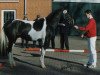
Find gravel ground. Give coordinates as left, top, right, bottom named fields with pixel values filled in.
left=0, top=36, right=100, bottom=75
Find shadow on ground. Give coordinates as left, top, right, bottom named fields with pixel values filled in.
left=0, top=52, right=100, bottom=75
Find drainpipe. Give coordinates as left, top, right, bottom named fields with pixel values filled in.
left=24, top=0, right=27, bottom=19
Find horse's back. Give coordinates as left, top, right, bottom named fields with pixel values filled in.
left=4, top=20, right=31, bottom=38
left=22, top=20, right=35, bottom=26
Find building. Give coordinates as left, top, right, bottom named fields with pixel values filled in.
left=52, top=0, right=100, bottom=35
left=0, top=0, right=52, bottom=30
left=1, top=0, right=100, bottom=35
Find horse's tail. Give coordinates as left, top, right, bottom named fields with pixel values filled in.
left=0, top=27, right=8, bottom=56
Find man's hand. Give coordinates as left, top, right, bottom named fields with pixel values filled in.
left=81, top=34, right=84, bottom=38
left=59, top=23, right=65, bottom=26
left=74, top=25, right=79, bottom=29
left=62, top=24, right=65, bottom=26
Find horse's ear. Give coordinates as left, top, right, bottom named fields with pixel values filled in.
left=61, top=6, right=67, bottom=10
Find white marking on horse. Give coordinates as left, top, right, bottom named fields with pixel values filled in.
left=14, top=19, right=46, bottom=42
left=28, top=18, right=47, bottom=42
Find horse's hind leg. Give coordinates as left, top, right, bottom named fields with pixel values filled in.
left=38, top=39, right=42, bottom=48
left=32, top=41, right=36, bottom=47
left=25, top=40, right=29, bottom=48
left=8, top=40, right=16, bottom=68
left=21, top=38, right=25, bottom=48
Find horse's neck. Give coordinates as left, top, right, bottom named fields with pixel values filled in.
left=43, top=18, right=46, bottom=29
left=46, top=13, right=61, bottom=28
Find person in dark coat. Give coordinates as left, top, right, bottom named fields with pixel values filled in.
left=59, top=10, right=74, bottom=50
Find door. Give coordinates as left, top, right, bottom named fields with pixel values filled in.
left=1, top=10, right=16, bottom=28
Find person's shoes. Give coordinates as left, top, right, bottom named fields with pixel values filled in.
left=84, top=63, right=96, bottom=68
left=84, top=62, right=91, bottom=66
left=88, top=64, right=96, bottom=68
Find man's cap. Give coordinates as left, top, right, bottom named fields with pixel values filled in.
left=63, top=10, right=67, bottom=14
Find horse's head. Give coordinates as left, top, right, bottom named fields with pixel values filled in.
left=46, top=8, right=66, bottom=28
left=58, top=8, right=74, bottom=35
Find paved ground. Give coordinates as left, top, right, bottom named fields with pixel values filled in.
left=0, top=36, right=100, bottom=75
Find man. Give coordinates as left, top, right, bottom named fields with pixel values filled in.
left=59, top=10, right=73, bottom=50
left=74, top=9, right=97, bottom=68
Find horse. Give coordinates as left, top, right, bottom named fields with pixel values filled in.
left=20, top=20, right=43, bottom=48
left=0, top=7, right=68, bottom=68
left=19, top=11, right=74, bottom=49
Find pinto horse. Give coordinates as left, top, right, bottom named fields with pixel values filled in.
left=21, top=20, right=43, bottom=48
left=0, top=8, right=67, bottom=68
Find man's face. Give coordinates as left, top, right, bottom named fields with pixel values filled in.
left=63, top=10, right=67, bottom=14
left=86, top=13, right=90, bottom=18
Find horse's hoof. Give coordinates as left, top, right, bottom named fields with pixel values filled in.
left=42, top=66, right=46, bottom=69
left=41, top=64, right=46, bottom=68
left=13, top=63, right=16, bottom=67
left=10, top=63, right=16, bottom=68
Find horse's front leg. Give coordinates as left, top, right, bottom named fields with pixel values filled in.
left=40, top=37, right=50, bottom=68
left=21, top=38, right=24, bottom=48
left=51, top=36, right=55, bottom=49
left=40, top=47, right=46, bottom=68
left=8, top=42, right=16, bottom=68
left=25, top=40, right=29, bottom=48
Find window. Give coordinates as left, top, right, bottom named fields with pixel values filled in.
left=1, top=10, right=16, bottom=29
left=0, top=0, right=19, bottom=2
left=53, top=0, right=100, bottom=3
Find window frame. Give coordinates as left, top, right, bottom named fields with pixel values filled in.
left=1, top=10, right=16, bottom=29
left=0, top=0, right=19, bottom=2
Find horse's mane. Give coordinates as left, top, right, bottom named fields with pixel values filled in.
left=46, top=8, right=64, bottom=21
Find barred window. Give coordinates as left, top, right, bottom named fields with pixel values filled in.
left=0, top=0, right=19, bottom=2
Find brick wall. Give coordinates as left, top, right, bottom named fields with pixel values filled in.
left=0, top=0, right=24, bottom=29
left=0, top=0, right=52, bottom=30
left=27, top=0, right=52, bottom=20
